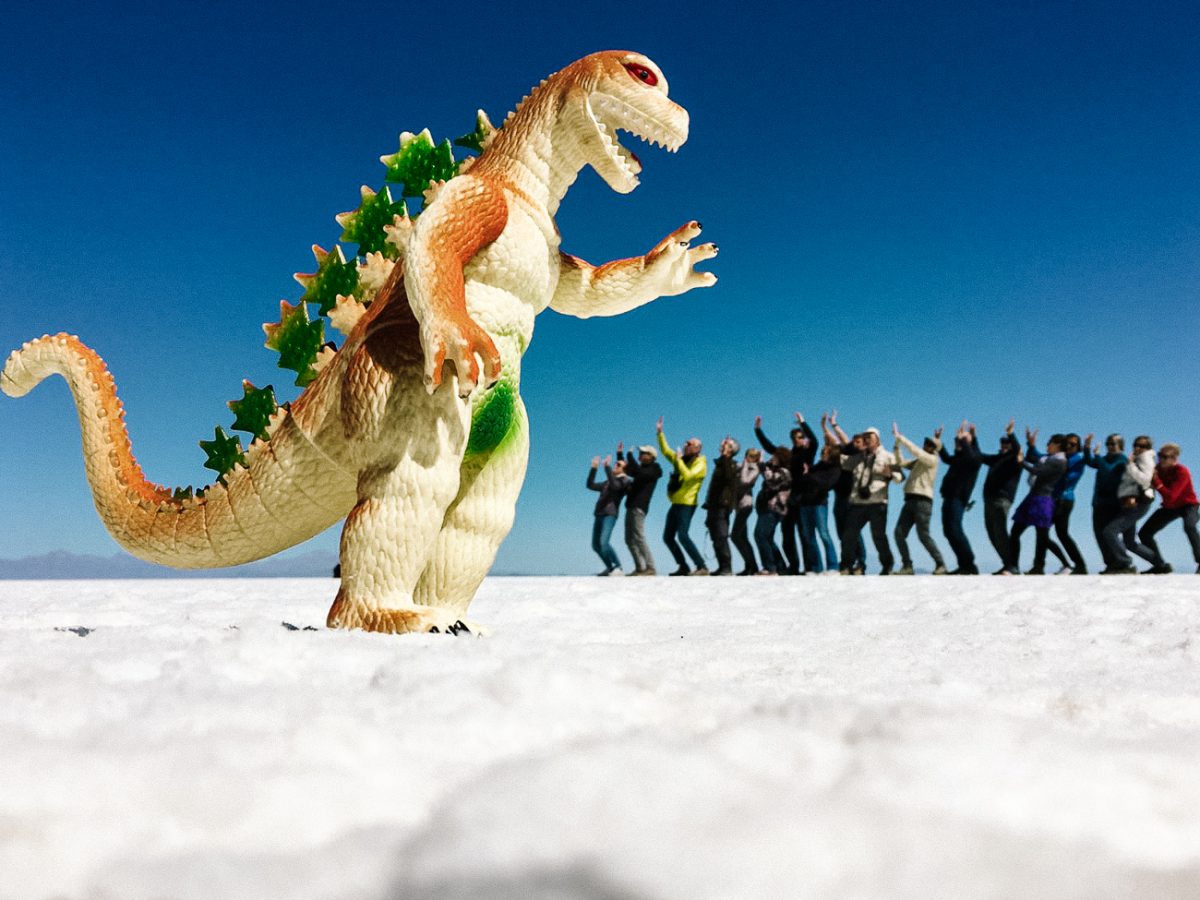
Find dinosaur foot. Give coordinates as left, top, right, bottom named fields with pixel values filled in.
left=326, top=594, right=485, bottom=636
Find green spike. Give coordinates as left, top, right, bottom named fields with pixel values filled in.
left=199, top=427, right=246, bottom=483
left=337, top=186, right=408, bottom=258
left=381, top=129, right=458, bottom=198
left=454, top=109, right=496, bottom=153
left=228, top=380, right=278, bottom=442
left=263, top=300, right=325, bottom=387
left=294, top=245, right=359, bottom=317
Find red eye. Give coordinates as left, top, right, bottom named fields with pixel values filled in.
left=623, top=62, right=658, bottom=87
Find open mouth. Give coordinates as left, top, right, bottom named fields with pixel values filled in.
left=588, top=92, right=686, bottom=185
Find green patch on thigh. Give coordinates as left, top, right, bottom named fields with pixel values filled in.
left=466, top=379, right=517, bottom=456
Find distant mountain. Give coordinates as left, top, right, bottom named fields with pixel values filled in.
left=0, top=549, right=339, bottom=579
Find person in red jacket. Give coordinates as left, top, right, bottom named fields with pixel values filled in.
left=1138, top=442, right=1200, bottom=574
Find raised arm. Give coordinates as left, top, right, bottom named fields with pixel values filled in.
left=402, top=175, right=508, bottom=395
left=754, top=415, right=779, bottom=455
left=551, top=222, right=717, bottom=318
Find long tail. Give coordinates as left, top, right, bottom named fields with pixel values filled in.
left=2, top=333, right=357, bottom=568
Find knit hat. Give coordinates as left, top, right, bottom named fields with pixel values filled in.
left=637, top=445, right=658, bottom=459
left=863, top=427, right=881, bottom=438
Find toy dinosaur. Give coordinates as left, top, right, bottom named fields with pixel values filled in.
left=2, top=50, right=717, bottom=634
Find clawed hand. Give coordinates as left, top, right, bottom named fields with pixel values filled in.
left=421, top=317, right=501, bottom=397
left=646, top=221, right=718, bottom=296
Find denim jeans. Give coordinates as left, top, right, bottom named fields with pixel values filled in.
left=754, top=509, right=785, bottom=572
left=664, top=503, right=706, bottom=569
left=797, top=504, right=838, bottom=572
left=940, top=496, right=973, bottom=569
left=592, top=515, right=621, bottom=571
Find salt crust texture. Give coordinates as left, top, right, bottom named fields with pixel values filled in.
left=1, top=576, right=1199, bottom=899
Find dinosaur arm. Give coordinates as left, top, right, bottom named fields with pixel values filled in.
left=404, top=175, right=509, bottom=395
left=550, top=221, right=717, bottom=319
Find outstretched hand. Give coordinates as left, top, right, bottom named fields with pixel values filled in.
left=754, top=415, right=762, bottom=429
left=591, top=455, right=600, bottom=468
left=1005, top=417, right=1016, bottom=435
left=656, top=416, right=665, bottom=434
left=892, top=421, right=901, bottom=439
left=934, top=425, right=944, bottom=440
left=603, top=455, right=612, bottom=467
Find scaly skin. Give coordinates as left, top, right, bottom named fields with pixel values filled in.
left=2, top=50, right=717, bottom=634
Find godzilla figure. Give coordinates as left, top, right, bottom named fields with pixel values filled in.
left=2, top=51, right=717, bottom=634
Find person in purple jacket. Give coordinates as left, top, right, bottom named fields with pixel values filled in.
left=1027, top=432, right=1088, bottom=574
left=1000, top=430, right=1070, bottom=575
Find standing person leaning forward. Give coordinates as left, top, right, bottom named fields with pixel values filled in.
left=657, top=417, right=709, bottom=576
left=1138, top=442, right=1199, bottom=574
left=892, top=422, right=948, bottom=575
left=754, top=413, right=819, bottom=574
left=939, top=421, right=983, bottom=574
left=703, top=437, right=740, bottom=576
left=838, top=426, right=902, bottom=575
left=618, top=440, right=662, bottom=576
left=1100, top=435, right=1157, bottom=574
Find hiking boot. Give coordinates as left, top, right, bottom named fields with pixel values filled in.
left=1102, top=565, right=1138, bottom=575
left=1070, top=567, right=1089, bottom=575
left=932, top=564, right=949, bottom=575
left=951, top=565, right=979, bottom=575
left=737, top=568, right=758, bottom=576
left=1144, top=563, right=1173, bottom=574
left=689, top=567, right=710, bottom=576
left=1025, top=567, right=1045, bottom=575
left=878, top=567, right=892, bottom=576
left=605, top=568, right=625, bottom=577
left=897, top=564, right=915, bottom=575
left=669, top=567, right=690, bottom=577
left=712, top=568, right=734, bottom=576
left=851, top=566, right=866, bottom=576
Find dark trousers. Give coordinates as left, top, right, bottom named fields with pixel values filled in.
left=706, top=506, right=732, bottom=572
left=896, top=495, right=944, bottom=568
left=1139, top=504, right=1200, bottom=568
left=779, top=505, right=802, bottom=574
left=1053, top=499, right=1087, bottom=572
left=731, top=507, right=758, bottom=572
left=841, top=503, right=894, bottom=572
left=941, top=496, right=974, bottom=569
left=1102, top=498, right=1155, bottom=567
left=1092, top=504, right=1121, bottom=570
left=1007, top=522, right=1067, bottom=572
left=754, top=510, right=786, bottom=572
left=833, top=493, right=867, bottom=569
left=664, top=503, right=705, bottom=570
left=983, top=497, right=1012, bottom=565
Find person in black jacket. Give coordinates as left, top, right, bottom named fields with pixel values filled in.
left=703, top=437, right=740, bottom=575
left=619, top=440, right=663, bottom=576
left=978, top=420, right=1023, bottom=571
left=795, top=443, right=842, bottom=573
left=939, top=421, right=983, bottom=574
left=754, top=412, right=819, bottom=574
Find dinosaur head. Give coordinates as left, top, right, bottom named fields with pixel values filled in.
left=557, top=51, right=690, bottom=194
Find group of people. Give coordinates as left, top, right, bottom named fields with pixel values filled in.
left=583, top=412, right=1200, bottom=577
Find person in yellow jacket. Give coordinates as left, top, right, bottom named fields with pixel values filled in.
left=657, top=416, right=709, bottom=575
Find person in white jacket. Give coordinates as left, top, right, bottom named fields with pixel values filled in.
left=838, top=427, right=903, bottom=574
left=1100, top=435, right=1157, bottom=574
left=892, top=423, right=949, bottom=575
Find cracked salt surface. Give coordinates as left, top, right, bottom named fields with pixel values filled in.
left=1, top=576, right=1198, bottom=899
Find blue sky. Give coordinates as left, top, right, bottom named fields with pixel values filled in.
left=2, top=0, right=1198, bottom=574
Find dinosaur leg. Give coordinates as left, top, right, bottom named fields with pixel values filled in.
left=326, top=425, right=474, bottom=635
left=413, top=395, right=530, bottom=625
